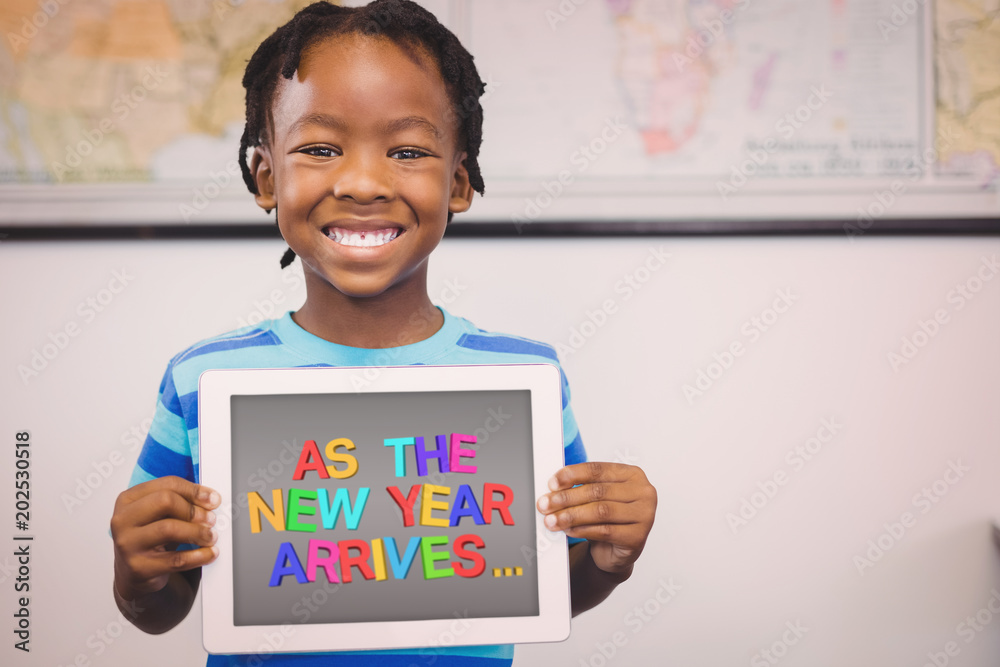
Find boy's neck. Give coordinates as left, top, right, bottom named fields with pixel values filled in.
left=290, top=279, right=444, bottom=350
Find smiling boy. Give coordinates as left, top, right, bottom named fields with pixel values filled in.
left=111, top=2, right=656, bottom=665
left=251, top=33, right=468, bottom=346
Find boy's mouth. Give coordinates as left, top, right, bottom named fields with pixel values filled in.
left=323, top=226, right=402, bottom=248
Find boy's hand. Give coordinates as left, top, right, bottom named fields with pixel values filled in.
left=110, top=476, right=221, bottom=600
left=536, top=462, right=656, bottom=575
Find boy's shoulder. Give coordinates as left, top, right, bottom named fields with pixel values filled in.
left=157, top=318, right=289, bottom=393
left=166, top=320, right=282, bottom=368
left=447, top=313, right=563, bottom=364
left=446, top=315, right=573, bottom=406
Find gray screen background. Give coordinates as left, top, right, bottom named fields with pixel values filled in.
left=229, top=390, right=538, bottom=626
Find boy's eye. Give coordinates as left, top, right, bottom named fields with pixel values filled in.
left=390, top=148, right=429, bottom=160
left=300, top=146, right=338, bottom=158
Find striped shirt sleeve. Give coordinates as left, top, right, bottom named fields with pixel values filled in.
left=127, top=357, right=196, bottom=488
left=124, top=359, right=200, bottom=552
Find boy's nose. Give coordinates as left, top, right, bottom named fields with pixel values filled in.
left=332, top=152, right=393, bottom=204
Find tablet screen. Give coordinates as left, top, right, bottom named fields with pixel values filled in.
left=229, top=389, right=538, bottom=626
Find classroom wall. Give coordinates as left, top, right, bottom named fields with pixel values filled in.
left=1, top=234, right=998, bottom=666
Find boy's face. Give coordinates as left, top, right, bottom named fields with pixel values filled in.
left=250, top=34, right=473, bottom=299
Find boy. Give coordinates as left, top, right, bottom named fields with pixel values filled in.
left=111, top=2, right=656, bottom=665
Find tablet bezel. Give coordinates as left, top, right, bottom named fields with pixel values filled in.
left=199, top=363, right=571, bottom=654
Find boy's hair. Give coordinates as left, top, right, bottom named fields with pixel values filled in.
left=238, top=0, right=487, bottom=268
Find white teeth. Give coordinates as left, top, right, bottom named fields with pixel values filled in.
left=326, top=227, right=399, bottom=247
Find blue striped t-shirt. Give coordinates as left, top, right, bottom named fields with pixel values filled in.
left=126, top=307, right=587, bottom=667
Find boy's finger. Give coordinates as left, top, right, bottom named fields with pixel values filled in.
left=536, top=481, right=636, bottom=514
left=541, top=500, right=637, bottom=533
left=117, top=476, right=220, bottom=511
left=155, top=545, right=220, bottom=573
left=122, top=518, right=218, bottom=553
left=547, top=462, right=635, bottom=491
left=560, top=522, right=646, bottom=546
left=115, top=488, right=218, bottom=531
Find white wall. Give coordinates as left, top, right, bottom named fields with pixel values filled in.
left=1, top=234, right=998, bottom=666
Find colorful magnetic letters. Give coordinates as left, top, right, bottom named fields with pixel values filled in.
left=245, top=433, right=520, bottom=587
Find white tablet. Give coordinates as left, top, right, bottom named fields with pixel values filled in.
left=198, top=363, right=570, bottom=655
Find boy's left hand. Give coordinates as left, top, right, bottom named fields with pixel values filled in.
left=536, top=462, right=656, bottom=575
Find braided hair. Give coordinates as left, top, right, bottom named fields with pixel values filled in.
left=238, top=0, right=487, bottom=269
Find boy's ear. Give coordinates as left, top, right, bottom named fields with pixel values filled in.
left=250, top=146, right=277, bottom=211
left=448, top=151, right=474, bottom=217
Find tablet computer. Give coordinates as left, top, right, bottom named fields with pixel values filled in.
left=198, top=363, right=570, bottom=654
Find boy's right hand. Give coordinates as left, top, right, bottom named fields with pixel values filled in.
left=110, top=476, right=221, bottom=600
